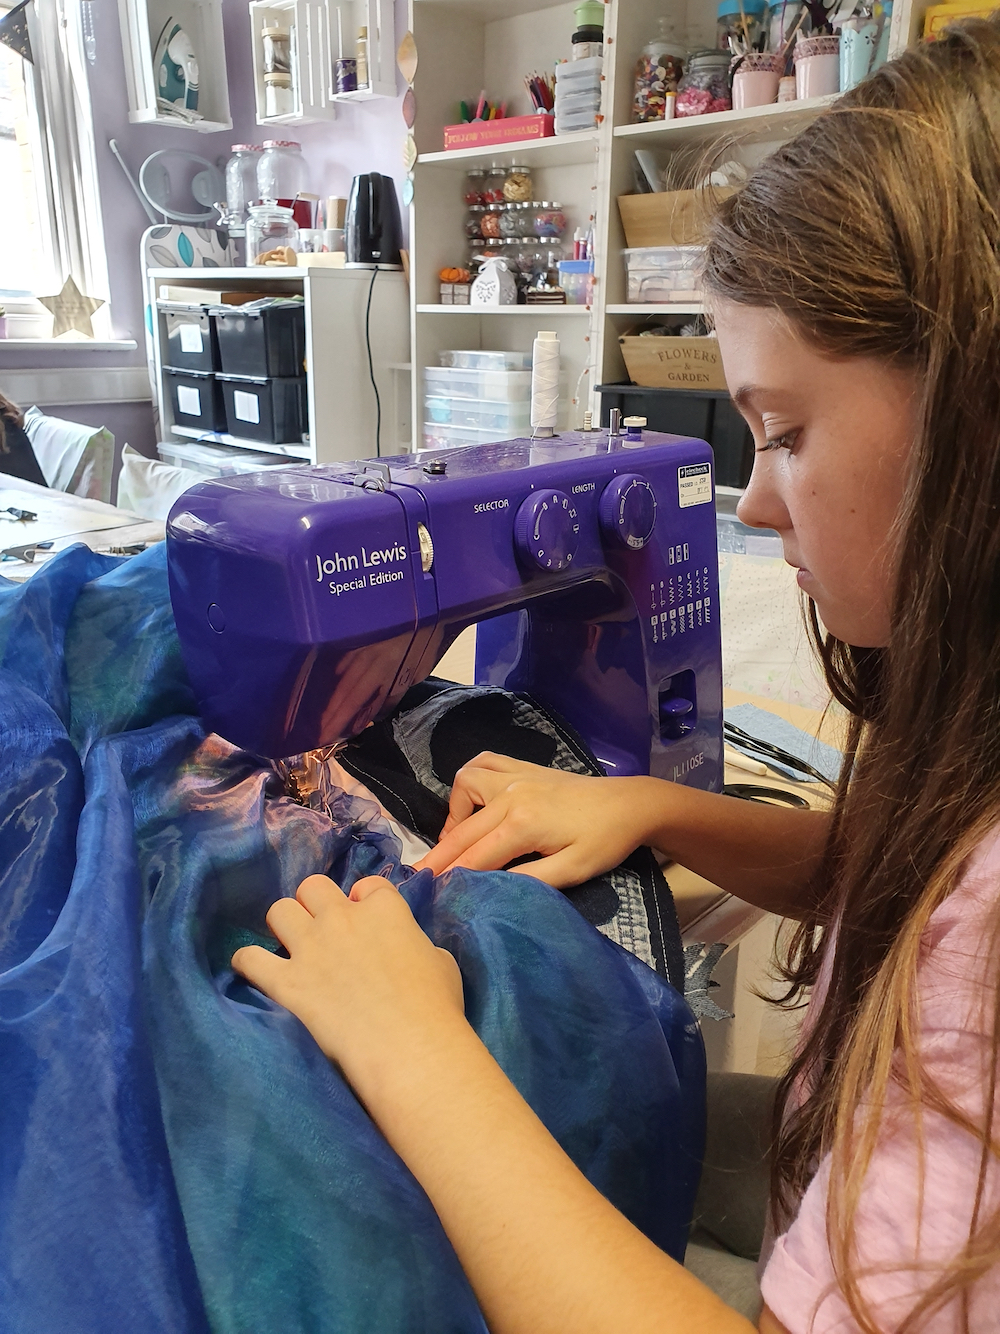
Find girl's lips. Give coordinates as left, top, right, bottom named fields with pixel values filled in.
left=795, top=567, right=814, bottom=589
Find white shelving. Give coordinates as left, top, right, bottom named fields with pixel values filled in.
left=118, top=0, right=233, bottom=131
left=408, top=0, right=919, bottom=441
left=249, top=0, right=337, bottom=124
left=146, top=266, right=410, bottom=462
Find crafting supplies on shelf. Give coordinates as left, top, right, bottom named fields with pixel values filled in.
left=423, top=352, right=533, bottom=449
left=624, top=246, right=704, bottom=304
left=554, top=56, right=604, bottom=135
left=157, top=438, right=289, bottom=476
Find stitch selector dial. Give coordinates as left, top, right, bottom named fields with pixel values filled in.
left=513, top=489, right=580, bottom=572
left=599, top=474, right=657, bottom=550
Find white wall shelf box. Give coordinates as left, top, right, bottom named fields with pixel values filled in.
left=249, top=0, right=337, bottom=124
left=145, top=266, right=410, bottom=462
left=118, top=0, right=233, bottom=131
left=612, top=93, right=840, bottom=148
left=417, top=131, right=600, bottom=170
left=330, top=0, right=397, bottom=100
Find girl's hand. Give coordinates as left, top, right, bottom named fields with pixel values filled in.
left=414, top=753, right=662, bottom=888
left=232, top=874, right=466, bottom=1089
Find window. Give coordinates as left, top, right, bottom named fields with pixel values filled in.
left=0, top=0, right=110, bottom=338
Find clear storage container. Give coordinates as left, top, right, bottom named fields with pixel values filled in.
left=257, top=140, right=307, bottom=202
left=556, top=259, right=595, bottom=305
left=245, top=204, right=299, bottom=263
left=423, top=421, right=531, bottom=450
left=424, top=396, right=531, bottom=431
left=424, top=366, right=532, bottom=401
left=438, top=349, right=533, bottom=370
left=157, top=439, right=287, bottom=476
left=624, top=245, right=704, bottom=302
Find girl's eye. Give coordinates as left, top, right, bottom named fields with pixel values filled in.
left=760, top=430, right=799, bottom=452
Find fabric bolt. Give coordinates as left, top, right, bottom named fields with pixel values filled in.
left=340, top=678, right=687, bottom=992
left=0, top=543, right=706, bottom=1333
left=761, top=828, right=1000, bottom=1332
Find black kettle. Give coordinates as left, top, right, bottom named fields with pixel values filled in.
left=345, top=173, right=403, bottom=270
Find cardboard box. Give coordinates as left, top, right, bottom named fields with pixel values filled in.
left=619, top=334, right=729, bottom=392
left=617, top=187, right=738, bottom=249
left=443, top=113, right=555, bottom=151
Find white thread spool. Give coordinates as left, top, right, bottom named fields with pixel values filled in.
left=530, top=330, right=560, bottom=437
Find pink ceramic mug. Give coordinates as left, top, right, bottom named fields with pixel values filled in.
left=794, top=34, right=841, bottom=99
left=732, top=53, right=783, bottom=110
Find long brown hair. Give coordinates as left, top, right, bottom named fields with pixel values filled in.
left=704, top=19, right=1000, bottom=1330
left=0, top=391, right=22, bottom=454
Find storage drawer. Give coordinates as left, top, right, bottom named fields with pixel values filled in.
left=424, top=367, right=532, bottom=402
left=424, top=395, right=530, bottom=431
left=161, top=303, right=219, bottom=372
left=218, top=373, right=306, bottom=444
left=164, top=367, right=227, bottom=434
left=624, top=245, right=703, bottom=303
left=212, top=300, right=306, bottom=378
left=158, top=439, right=287, bottom=476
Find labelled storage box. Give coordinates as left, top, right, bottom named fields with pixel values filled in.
left=624, top=245, right=703, bottom=303
left=158, top=439, right=288, bottom=476
left=595, top=382, right=753, bottom=490
left=424, top=396, right=530, bottom=432
left=424, top=366, right=532, bottom=402
left=160, top=303, right=219, bottom=372
left=164, top=367, right=227, bottom=433
left=218, top=373, right=307, bottom=444
left=439, top=349, right=532, bottom=371
left=619, top=334, right=728, bottom=391
left=212, top=299, right=306, bottom=379
left=423, top=420, right=531, bottom=449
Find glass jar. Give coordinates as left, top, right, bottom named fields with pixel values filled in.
left=675, top=50, right=732, bottom=117
left=498, top=201, right=529, bottom=237
left=632, top=16, right=687, bottom=122
left=533, top=202, right=566, bottom=237
left=463, top=168, right=486, bottom=205
left=246, top=203, right=299, bottom=263
left=264, top=73, right=294, bottom=118
left=224, top=145, right=263, bottom=229
left=261, top=24, right=291, bottom=74
left=465, top=204, right=486, bottom=239
left=716, top=0, right=765, bottom=50
left=483, top=165, right=506, bottom=204
left=467, top=238, right=487, bottom=273
left=257, top=140, right=307, bottom=202
left=481, top=203, right=505, bottom=238
left=503, top=164, right=533, bottom=202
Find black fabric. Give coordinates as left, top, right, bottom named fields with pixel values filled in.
left=340, top=678, right=685, bottom=994
left=0, top=418, right=46, bottom=488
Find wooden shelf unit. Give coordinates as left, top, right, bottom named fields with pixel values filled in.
left=407, top=0, right=919, bottom=437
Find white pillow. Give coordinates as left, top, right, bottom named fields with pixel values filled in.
left=21, top=406, right=115, bottom=503
left=115, top=443, right=201, bottom=520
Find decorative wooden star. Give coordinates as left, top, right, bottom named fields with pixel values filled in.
left=38, top=276, right=105, bottom=339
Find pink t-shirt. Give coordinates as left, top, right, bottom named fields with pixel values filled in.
left=761, top=827, right=1000, bottom=1333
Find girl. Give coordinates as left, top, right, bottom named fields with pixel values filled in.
left=233, top=21, right=1000, bottom=1332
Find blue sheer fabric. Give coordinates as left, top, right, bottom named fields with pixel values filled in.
left=0, top=545, right=706, bottom=1334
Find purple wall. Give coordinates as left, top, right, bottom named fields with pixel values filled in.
left=0, top=0, right=407, bottom=458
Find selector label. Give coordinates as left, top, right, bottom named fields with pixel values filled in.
left=678, top=463, right=712, bottom=508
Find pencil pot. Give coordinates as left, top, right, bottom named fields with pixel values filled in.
left=732, top=53, right=783, bottom=110
left=794, top=34, right=840, bottom=99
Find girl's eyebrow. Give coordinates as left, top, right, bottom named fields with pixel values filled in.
left=731, top=385, right=800, bottom=413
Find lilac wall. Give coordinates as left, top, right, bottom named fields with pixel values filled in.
left=0, top=0, right=407, bottom=457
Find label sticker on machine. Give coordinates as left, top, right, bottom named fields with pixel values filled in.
left=179, top=324, right=204, bottom=354
left=233, top=390, right=261, bottom=424
left=176, top=385, right=201, bottom=416
left=677, top=463, right=712, bottom=509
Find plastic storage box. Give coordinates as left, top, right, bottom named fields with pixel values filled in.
left=424, top=396, right=531, bottom=431
left=218, top=373, right=307, bottom=444
left=557, top=260, right=595, bottom=305
left=212, top=300, right=306, bottom=379
left=164, top=367, right=227, bottom=433
left=423, top=421, right=531, bottom=449
left=424, top=367, right=532, bottom=402
left=595, top=382, right=752, bottom=490
left=624, top=246, right=703, bottom=303
left=160, top=303, right=219, bottom=372
left=439, top=349, right=532, bottom=370
left=157, top=439, right=288, bottom=476
left=555, top=54, right=602, bottom=133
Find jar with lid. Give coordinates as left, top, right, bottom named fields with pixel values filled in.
left=481, top=202, right=505, bottom=238
left=465, top=204, right=486, bottom=239
left=503, top=164, right=533, bottom=202
left=716, top=0, right=765, bottom=50
left=483, top=165, right=506, bottom=203
left=632, top=16, right=687, bottom=122
left=675, top=50, right=732, bottom=117
left=246, top=203, right=299, bottom=263
left=264, top=73, right=294, bottom=118
left=261, top=24, right=290, bottom=74
left=463, top=168, right=486, bottom=205
left=533, top=202, right=566, bottom=237
left=224, top=145, right=263, bottom=231
left=499, top=201, right=530, bottom=238
left=257, top=140, right=307, bottom=202
left=467, top=237, right=487, bottom=273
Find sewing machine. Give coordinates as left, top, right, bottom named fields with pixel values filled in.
left=166, top=431, right=723, bottom=791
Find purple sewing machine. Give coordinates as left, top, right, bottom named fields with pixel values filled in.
left=166, top=431, right=723, bottom=791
